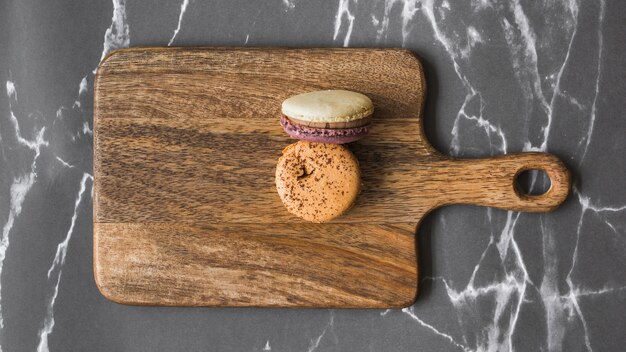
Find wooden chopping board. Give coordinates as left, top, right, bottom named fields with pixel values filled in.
left=93, top=47, right=570, bottom=308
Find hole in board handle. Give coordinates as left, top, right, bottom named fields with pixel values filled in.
left=515, top=169, right=551, bottom=196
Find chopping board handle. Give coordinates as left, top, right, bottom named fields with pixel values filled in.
left=437, top=152, right=571, bottom=212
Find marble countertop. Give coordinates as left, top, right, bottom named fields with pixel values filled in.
left=1, top=0, right=625, bottom=351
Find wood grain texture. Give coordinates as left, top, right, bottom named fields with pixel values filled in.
left=93, top=47, right=571, bottom=307
left=94, top=223, right=418, bottom=307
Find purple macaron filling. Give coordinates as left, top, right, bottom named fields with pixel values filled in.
left=280, top=115, right=370, bottom=144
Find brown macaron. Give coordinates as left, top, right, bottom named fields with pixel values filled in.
left=275, top=141, right=361, bottom=223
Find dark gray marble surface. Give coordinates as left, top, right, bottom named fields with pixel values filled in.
left=1, top=0, right=625, bottom=351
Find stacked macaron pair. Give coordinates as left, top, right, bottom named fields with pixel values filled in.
left=275, top=90, right=373, bottom=223
left=280, top=90, right=373, bottom=144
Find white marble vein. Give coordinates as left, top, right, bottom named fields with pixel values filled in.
left=373, top=0, right=419, bottom=45
left=572, top=285, right=626, bottom=298
left=558, top=92, right=585, bottom=111
left=1, top=75, right=90, bottom=351
left=428, top=211, right=526, bottom=352
left=570, top=188, right=626, bottom=293
left=36, top=174, right=92, bottom=352
left=0, top=175, right=35, bottom=329
left=55, top=156, right=74, bottom=169
left=82, top=121, right=93, bottom=136
left=540, top=218, right=570, bottom=352
left=545, top=1, right=580, bottom=152
left=30, top=1, right=129, bottom=346
left=460, top=26, right=484, bottom=59
left=307, top=311, right=334, bottom=352
left=5, top=83, right=48, bottom=152
left=73, top=76, right=89, bottom=108
left=98, top=0, right=130, bottom=63
left=0, top=81, right=48, bottom=333
left=420, top=0, right=507, bottom=155
left=402, top=306, right=470, bottom=352
left=282, top=0, right=295, bottom=11
left=333, top=0, right=356, bottom=47
left=578, top=0, right=605, bottom=166
left=4, top=1, right=126, bottom=347
left=5, top=81, right=16, bottom=101
left=168, top=0, right=190, bottom=46
left=550, top=3, right=609, bottom=351
left=508, top=0, right=552, bottom=117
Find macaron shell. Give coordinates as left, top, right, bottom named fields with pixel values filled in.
left=280, top=115, right=369, bottom=144
left=281, top=90, right=374, bottom=123
left=275, top=141, right=361, bottom=223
